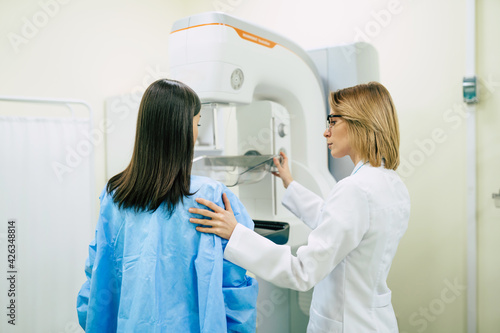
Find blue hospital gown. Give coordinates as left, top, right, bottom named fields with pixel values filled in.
left=76, top=176, right=258, bottom=332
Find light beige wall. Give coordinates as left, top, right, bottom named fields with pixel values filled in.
left=477, top=0, right=500, bottom=332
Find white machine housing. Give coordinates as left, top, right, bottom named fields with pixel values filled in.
left=168, top=12, right=336, bottom=333
left=169, top=12, right=336, bottom=200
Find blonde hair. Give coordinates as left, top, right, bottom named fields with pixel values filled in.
left=329, top=82, right=400, bottom=170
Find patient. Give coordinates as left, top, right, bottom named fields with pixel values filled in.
left=76, top=79, right=258, bottom=332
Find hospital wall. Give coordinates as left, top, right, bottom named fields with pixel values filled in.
left=476, top=0, right=500, bottom=331
left=0, top=0, right=499, bottom=332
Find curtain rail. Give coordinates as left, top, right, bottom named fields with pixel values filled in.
left=0, top=95, right=93, bottom=118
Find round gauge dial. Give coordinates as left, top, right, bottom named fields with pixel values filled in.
left=231, top=68, right=244, bottom=90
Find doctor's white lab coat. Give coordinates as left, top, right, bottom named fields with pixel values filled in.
left=224, top=161, right=411, bottom=333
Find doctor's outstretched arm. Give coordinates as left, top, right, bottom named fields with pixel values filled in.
left=189, top=180, right=370, bottom=292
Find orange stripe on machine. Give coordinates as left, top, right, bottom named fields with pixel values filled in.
left=171, top=23, right=277, bottom=49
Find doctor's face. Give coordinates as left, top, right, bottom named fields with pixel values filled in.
left=323, top=112, right=353, bottom=159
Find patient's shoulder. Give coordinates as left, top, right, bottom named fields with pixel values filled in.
left=190, top=175, right=225, bottom=198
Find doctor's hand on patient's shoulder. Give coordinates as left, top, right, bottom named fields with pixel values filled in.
left=272, top=151, right=293, bottom=189
left=189, top=193, right=238, bottom=240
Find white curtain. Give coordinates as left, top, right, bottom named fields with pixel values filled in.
left=0, top=116, right=93, bottom=333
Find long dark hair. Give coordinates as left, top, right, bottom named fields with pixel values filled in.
left=107, top=79, right=201, bottom=213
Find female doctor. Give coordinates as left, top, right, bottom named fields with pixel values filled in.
left=189, top=82, right=411, bottom=332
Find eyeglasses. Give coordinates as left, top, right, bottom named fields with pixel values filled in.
left=326, top=114, right=342, bottom=129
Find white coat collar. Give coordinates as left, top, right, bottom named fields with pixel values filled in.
left=351, top=160, right=369, bottom=176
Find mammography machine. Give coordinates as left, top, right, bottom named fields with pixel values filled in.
left=168, top=12, right=378, bottom=332
left=105, top=11, right=378, bottom=333
left=168, top=12, right=333, bottom=332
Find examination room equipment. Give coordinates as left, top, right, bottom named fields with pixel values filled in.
left=105, top=11, right=379, bottom=332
